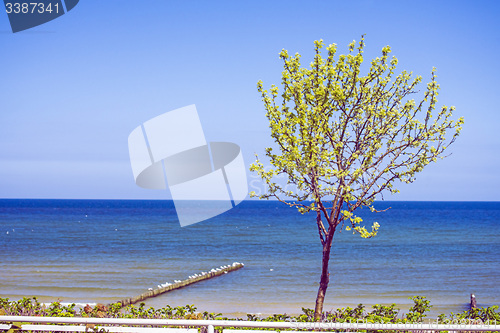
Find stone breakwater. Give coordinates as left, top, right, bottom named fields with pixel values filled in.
left=117, top=262, right=244, bottom=307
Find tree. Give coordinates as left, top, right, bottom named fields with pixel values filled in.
left=249, top=36, right=464, bottom=320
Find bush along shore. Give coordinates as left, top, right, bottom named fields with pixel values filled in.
left=0, top=296, right=498, bottom=329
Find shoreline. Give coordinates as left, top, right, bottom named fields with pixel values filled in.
left=1, top=294, right=482, bottom=320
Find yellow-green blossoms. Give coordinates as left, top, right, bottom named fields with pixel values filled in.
left=250, top=36, right=464, bottom=320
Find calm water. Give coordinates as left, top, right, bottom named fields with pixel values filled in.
left=0, top=199, right=499, bottom=318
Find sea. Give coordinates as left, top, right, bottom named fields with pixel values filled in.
left=0, top=199, right=499, bottom=318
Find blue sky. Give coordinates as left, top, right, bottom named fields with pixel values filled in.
left=0, top=0, right=499, bottom=201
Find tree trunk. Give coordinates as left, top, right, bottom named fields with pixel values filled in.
left=314, top=232, right=335, bottom=320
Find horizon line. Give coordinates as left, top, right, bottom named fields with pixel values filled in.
left=0, top=198, right=499, bottom=203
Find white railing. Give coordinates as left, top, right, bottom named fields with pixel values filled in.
left=0, top=316, right=499, bottom=332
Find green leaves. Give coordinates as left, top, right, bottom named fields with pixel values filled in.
left=251, top=36, right=463, bottom=240
left=252, top=35, right=464, bottom=321
left=405, top=296, right=432, bottom=322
